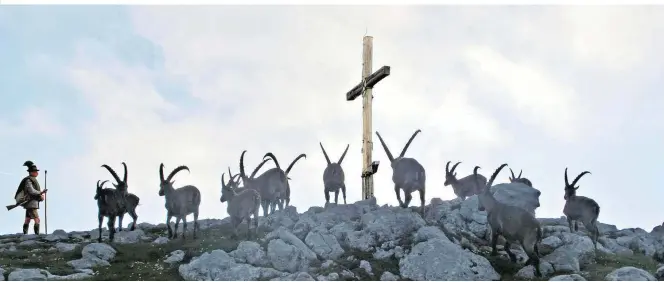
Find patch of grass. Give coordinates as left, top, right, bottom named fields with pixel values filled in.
left=583, top=253, right=659, bottom=281
left=0, top=248, right=79, bottom=276
left=91, top=221, right=266, bottom=281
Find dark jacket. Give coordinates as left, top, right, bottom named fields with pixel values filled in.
left=21, top=176, right=42, bottom=209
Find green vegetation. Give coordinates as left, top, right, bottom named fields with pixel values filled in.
left=92, top=221, right=267, bottom=280
left=584, top=253, right=660, bottom=281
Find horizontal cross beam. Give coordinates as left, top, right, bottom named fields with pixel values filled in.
left=346, top=65, right=391, bottom=101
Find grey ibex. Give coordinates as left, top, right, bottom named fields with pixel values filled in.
left=319, top=142, right=350, bottom=204
left=262, top=152, right=306, bottom=209
left=474, top=164, right=543, bottom=277
left=375, top=129, right=426, bottom=216
left=509, top=168, right=533, bottom=187
left=158, top=163, right=201, bottom=240
left=563, top=168, right=600, bottom=249
left=100, top=162, right=139, bottom=232
left=220, top=172, right=261, bottom=239
left=444, top=161, right=486, bottom=200
left=238, top=150, right=288, bottom=216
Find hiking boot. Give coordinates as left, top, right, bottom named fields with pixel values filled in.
left=33, top=223, right=40, bottom=235
left=22, top=223, right=28, bottom=235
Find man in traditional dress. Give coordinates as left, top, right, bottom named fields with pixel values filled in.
left=14, top=161, right=47, bottom=235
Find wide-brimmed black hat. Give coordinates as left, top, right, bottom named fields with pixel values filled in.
left=23, top=160, right=39, bottom=172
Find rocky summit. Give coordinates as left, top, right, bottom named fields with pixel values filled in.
left=0, top=186, right=663, bottom=281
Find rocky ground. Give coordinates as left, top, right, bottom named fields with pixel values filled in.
left=0, top=183, right=663, bottom=281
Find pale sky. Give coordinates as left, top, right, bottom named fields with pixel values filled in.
left=0, top=5, right=663, bottom=235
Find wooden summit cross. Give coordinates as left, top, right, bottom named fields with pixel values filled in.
left=345, top=35, right=390, bottom=200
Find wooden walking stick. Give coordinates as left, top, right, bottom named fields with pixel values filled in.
left=44, top=169, right=47, bottom=234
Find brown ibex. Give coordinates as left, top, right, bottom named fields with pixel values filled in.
left=475, top=164, right=543, bottom=277
left=238, top=150, right=288, bottom=216
left=375, top=129, right=426, bottom=216
left=563, top=168, right=600, bottom=250
left=94, top=180, right=123, bottom=243
left=444, top=161, right=486, bottom=200
left=509, top=168, right=533, bottom=187
left=262, top=152, right=306, bottom=209
left=100, top=162, right=139, bottom=233
left=158, top=163, right=201, bottom=240
left=319, top=142, right=350, bottom=204
left=220, top=172, right=261, bottom=239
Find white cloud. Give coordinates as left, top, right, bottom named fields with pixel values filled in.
left=559, top=6, right=662, bottom=72
left=463, top=45, right=579, bottom=141
left=55, top=6, right=664, bottom=231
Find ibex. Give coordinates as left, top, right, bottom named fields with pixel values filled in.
left=158, top=163, right=201, bottom=240
left=375, top=129, right=426, bottom=216
left=444, top=161, right=486, bottom=200
left=100, top=162, right=139, bottom=232
left=319, top=142, right=350, bottom=204
left=474, top=164, right=543, bottom=277
left=220, top=172, right=261, bottom=239
left=94, top=180, right=124, bottom=243
left=563, top=168, right=600, bottom=250
left=238, top=150, right=288, bottom=216
left=509, top=168, right=533, bottom=187
left=262, top=152, right=307, bottom=208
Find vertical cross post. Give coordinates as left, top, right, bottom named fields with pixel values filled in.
left=345, top=35, right=390, bottom=200
left=361, top=36, right=374, bottom=200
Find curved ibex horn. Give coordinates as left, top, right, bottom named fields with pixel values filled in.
left=159, top=163, right=166, bottom=182
left=571, top=171, right=591, bottom=189
left=397, top=129, right=422, bottom=158
left=122, top=162, right=128, bottom=183
left=450, top=162, right=462, bottom=174
left=487, top=164, right=508, bottom=188
left=263, top=152, right=281, bottom=170
left=101, top=164, right=122, bottom=185
left=166, top=165, right=190, bottom=183
left=285, top=154, right=307, bottom=175
left=239, top=150, right=248, bottom=181
left=319, top=142, right=331, bottom=166
left=338, top=144, right=350, bottom=165
left=97, top=180, right=109, bottom=190
left=375, top=131, right=395, bottom=163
